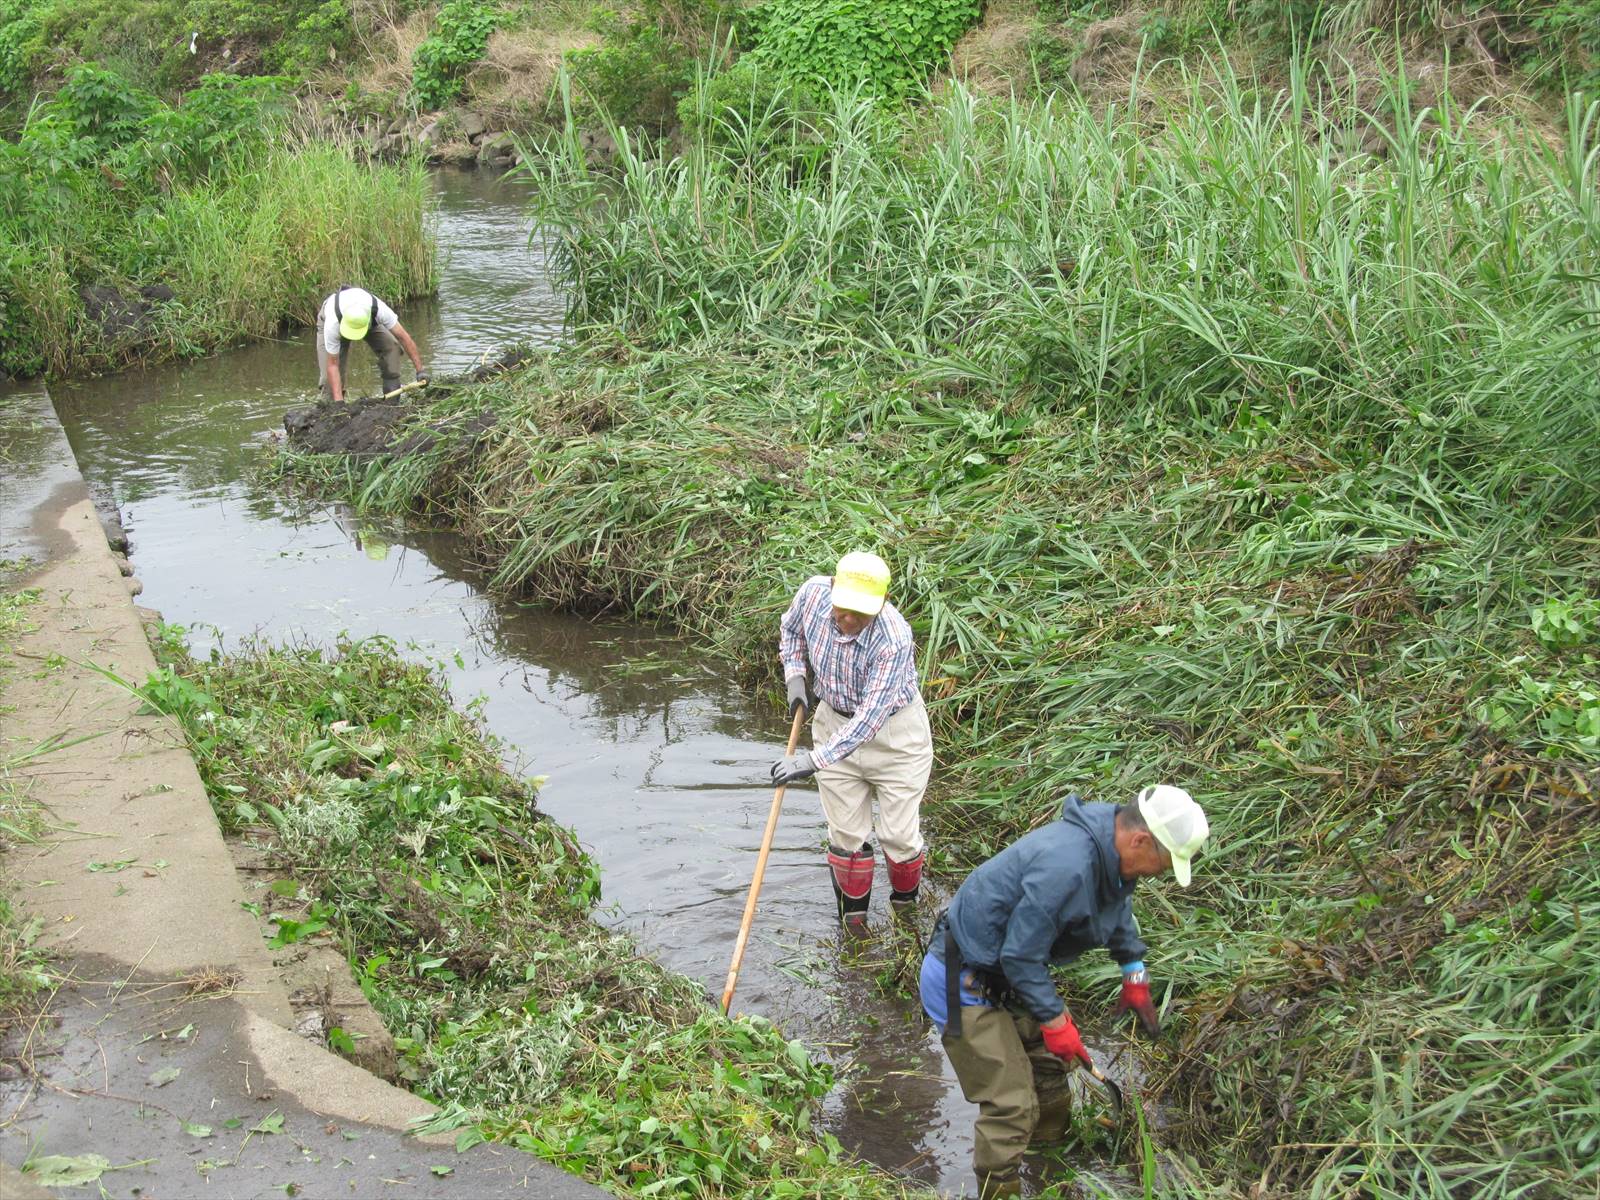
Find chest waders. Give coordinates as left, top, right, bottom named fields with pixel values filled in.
left=934, top=915, right=1093, bottom=1199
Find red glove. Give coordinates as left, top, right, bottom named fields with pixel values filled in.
left=1039, top=1013, right=1091, bottom=1068
left=1115, top=965, right=1161, bottom=1037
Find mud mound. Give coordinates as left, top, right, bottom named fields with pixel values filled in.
left=283, top=392, right=502, bottom=460
left=283, top=345, right=529, bottom=460
left=80, top=283, right=176, bottom=344
left=284, top=394, right=411, bottom=458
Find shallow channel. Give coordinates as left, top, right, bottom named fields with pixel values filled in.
left=38, top=167, right=1004, bottom=1194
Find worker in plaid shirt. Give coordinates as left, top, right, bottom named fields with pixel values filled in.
left=770, top=552, right=933, bottom=925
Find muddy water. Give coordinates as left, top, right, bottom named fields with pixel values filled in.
left=37, top=168, right=1132, bottom=1196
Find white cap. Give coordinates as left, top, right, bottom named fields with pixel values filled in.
left=1136, top=785, right=1208, bottom=887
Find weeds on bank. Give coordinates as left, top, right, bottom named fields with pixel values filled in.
left=285, top=63, right=1600, bottom=1198
left=149, top=633, right=921, bottom=1199
left=0, top=64, right=433, bottom=378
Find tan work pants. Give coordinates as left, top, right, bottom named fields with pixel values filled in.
left=812, top=695, right=932, bottom=862
left=944, top=1004, right=1075, bottom=1178
left=318, top=325, right=404, bottom=399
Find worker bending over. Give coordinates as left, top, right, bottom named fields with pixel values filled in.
left=921, top=785, right=1209, bottom=1199
left=316, top=286, right=427, bottom=403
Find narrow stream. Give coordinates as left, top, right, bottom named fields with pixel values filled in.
left=38, top=168, right=1128, bottom=1197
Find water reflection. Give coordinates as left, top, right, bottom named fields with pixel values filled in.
left=0, top=384, right=83, bottom=564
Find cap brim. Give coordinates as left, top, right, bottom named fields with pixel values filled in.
left=1171, top=854, right=1192, bottom=887
left=831, top=584, right=885, bottom=615
left=339, top=317, right=370, bottom=340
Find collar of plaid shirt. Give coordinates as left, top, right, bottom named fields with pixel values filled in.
left=800, top=581, right=915, bottom=714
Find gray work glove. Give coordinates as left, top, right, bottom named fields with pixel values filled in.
left=785, top=675, right=809, bottom=716
left=415, top=369, right=431, bottom=386
left=770, top=750, right=817, bottom=787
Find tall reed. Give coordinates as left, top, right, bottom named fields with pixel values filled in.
left=309, top=62, right=1599, bottom=1199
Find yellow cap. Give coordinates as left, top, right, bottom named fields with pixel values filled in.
left=832, top=551, right=890, bottom=615
left=338, top=288, right=373, bottom=341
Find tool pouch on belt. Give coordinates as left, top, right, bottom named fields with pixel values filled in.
left=935, top=911, right=1013, bottom=1040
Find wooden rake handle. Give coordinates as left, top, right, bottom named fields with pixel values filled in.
left=720, top=705, right=806, bottom=1015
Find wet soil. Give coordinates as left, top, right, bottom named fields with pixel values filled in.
left=281, top=344, right=528, bottom=458
left=0, top=962, right=601, bottom=1199
left=282, top=392, right=417, bottom=457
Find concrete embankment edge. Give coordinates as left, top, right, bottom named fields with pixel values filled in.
left=0, top=383, right=607, bottom=1197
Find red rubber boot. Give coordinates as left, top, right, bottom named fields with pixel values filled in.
left=827, top=843, right=874, bottom=927
left=886, top=850, right=925, bottom=907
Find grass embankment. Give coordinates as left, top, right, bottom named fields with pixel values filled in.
left=0, top=67, right=432, bottom=378
left=286, top=67, right=1600, bottom=1198
left=144, top=635, right=919, bottom=1199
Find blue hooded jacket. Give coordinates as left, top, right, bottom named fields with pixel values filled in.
left=934, top=795, right=1148, bottom=1022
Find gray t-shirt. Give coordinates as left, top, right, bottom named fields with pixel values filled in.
left=320, top=291, right=399, bottom=355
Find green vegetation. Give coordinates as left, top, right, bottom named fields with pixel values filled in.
left=0, top=0, right=355, bottom=101
left=0, top=63, right=433, bottom=377
left=284, top=65, right=1600, bottom=1198
left=563, top=1, right=741, bottom=134
left=751, top=0, right=981, bottom=99
left=412, top=0, right=501, bottom=108
left=147, top=635, right=920, bottom=1199
left=1023, top=0, right=1600, bottom=94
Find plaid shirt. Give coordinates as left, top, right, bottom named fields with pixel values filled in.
left=779, top=575, right=921, bottom=768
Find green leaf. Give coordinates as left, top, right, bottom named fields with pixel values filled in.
left=454, top=1129, right=486, bottom=1152
left=148, top=1066, right=180, bottom=1087
left=22, top=1154, right=111, bottom=1186
left=430, top=1165, right=453, bottom=1176
left=252, top=1112, right=285, bottom=1135
left=785, top=1038, right=810, bottom=1070
left=182, top=1121, right=214, bottom=1138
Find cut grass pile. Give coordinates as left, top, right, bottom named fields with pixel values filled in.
left=282, top=61, right=1600, bottom=1198
left=146, top=634, right=923, bottom=1200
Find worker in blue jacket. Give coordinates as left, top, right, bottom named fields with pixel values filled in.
left=919, top=786, right=1209, bottom=1199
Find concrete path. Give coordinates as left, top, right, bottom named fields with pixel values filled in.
left=0, top=384, right=607, bottom=1198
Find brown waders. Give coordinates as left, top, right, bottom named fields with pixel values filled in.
left=941, top=925, right=1074, bottom=1198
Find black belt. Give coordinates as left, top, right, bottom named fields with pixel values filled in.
left=829, top=701, right=909, bottom=720
left=935, top=911, right=1015, bottom=1040
left=944, top=921, right=964, bottom=1038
